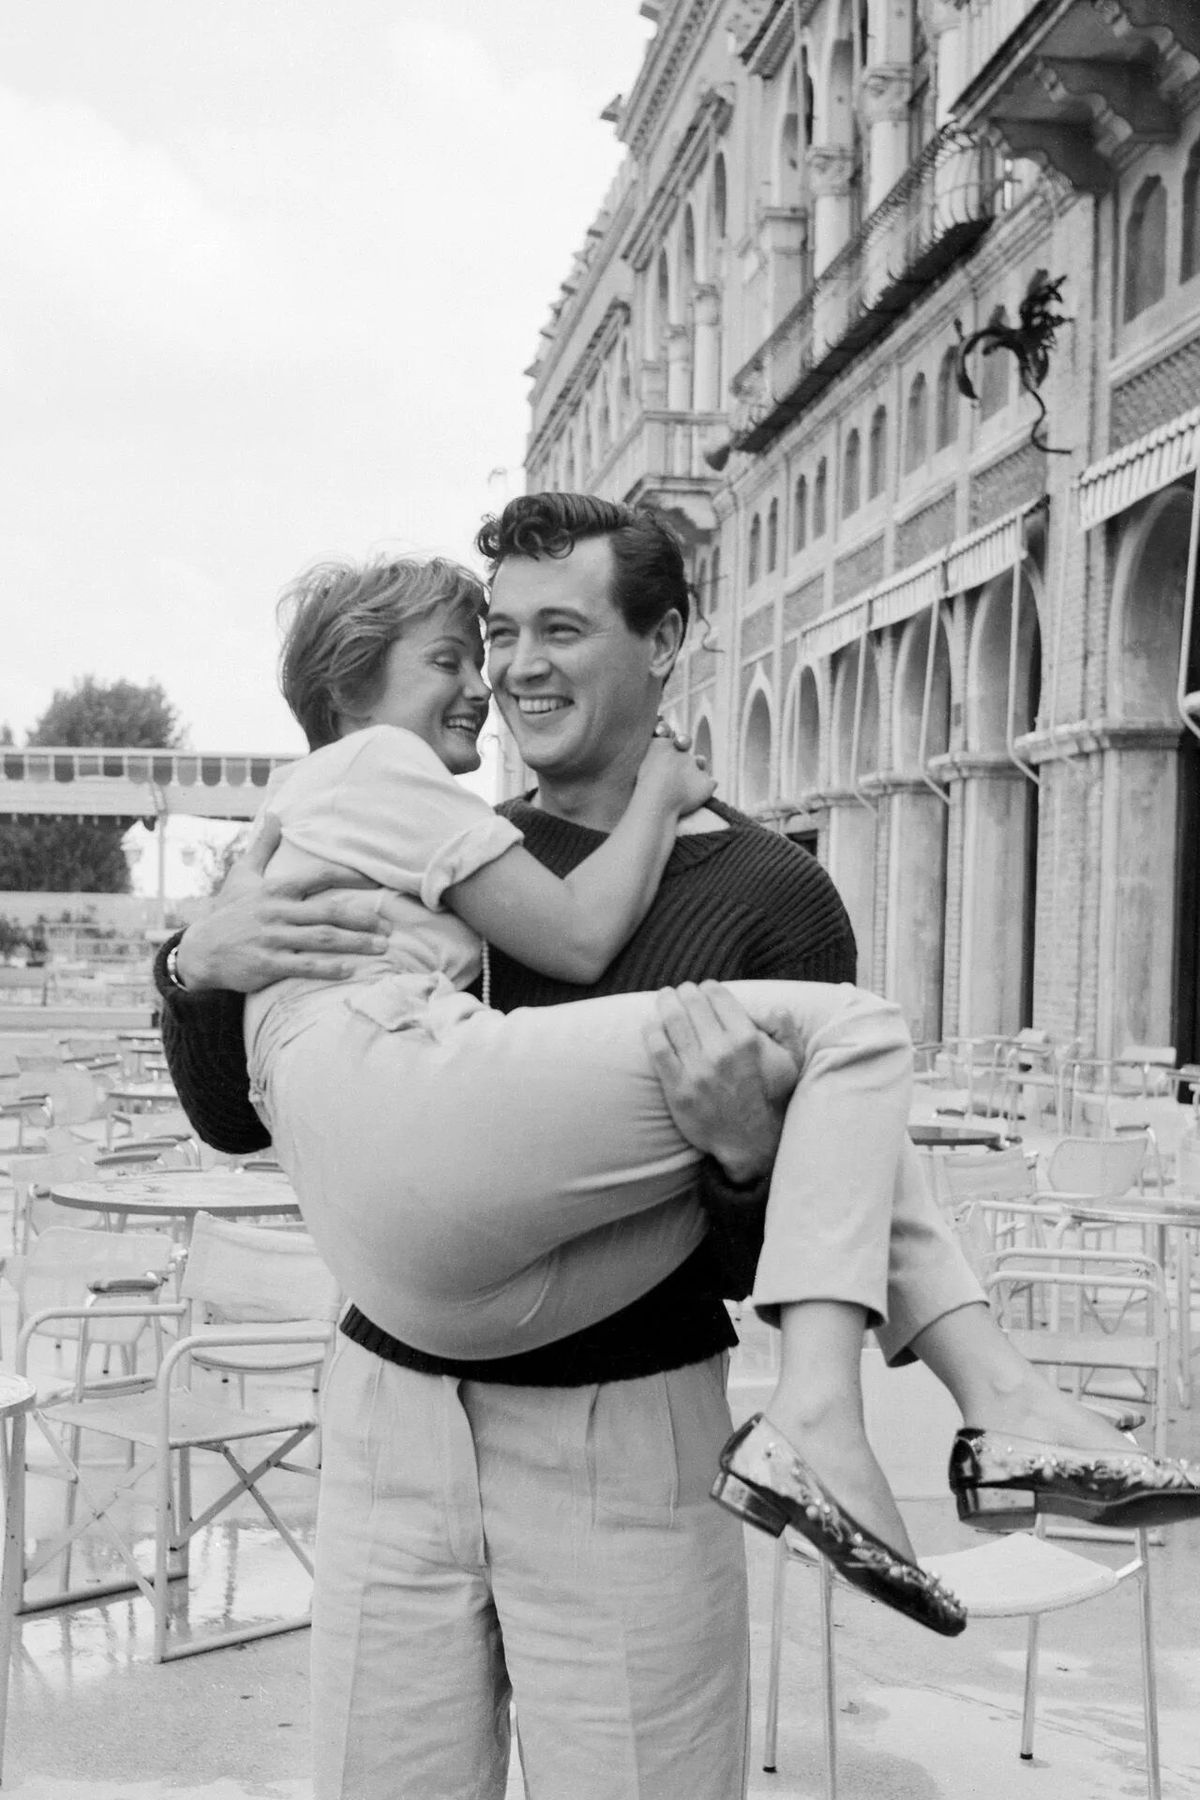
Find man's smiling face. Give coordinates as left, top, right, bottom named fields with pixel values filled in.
left=485, top=535, right=674, bottom=784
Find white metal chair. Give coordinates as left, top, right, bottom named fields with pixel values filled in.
left=15, top=1211, right=339, bottom=1660
left=984, top=1245, right=1171, bottom=1459
left=762, top=1348, right=1162, bottom=1800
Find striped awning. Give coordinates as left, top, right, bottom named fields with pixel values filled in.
left=802, top=596, right=869, bottom=661
left=944, top=503, right=1030, bottom=595
left=798, top=503, right=1038, bottom=663
left=867, top=550, right=944, bottom=631
left=1077, top=405, right=1200, bottom=531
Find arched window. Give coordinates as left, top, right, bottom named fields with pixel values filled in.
left=1182, top=141, right=1200, bottom=282
left=842, top=430, right=861, bottom=518
left=712, top=153, right=728, bottom=243
left=767, top=498, right=779, bottom=572
left=979, top=333, right=1009, bottom=418
left=935, top=348, right=958, bottom=449
left=748, top=513, right=762, bottom=585
left=813, top=458, right=828, bottom=538
left=905, top=374, right=928, bottom=472
left=793, top=474, right=808, bottom=552
left=1124, top=176, right=1167, bottom=321
left=868, top=406, right=887, bottom=499
left=710, top=545, right=722, bottom=612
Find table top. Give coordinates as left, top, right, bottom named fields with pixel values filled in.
left=106, top=1082, right=179, bottom=1105
left=117, top=1032, right=162, bottom=1045
left=0, top=1371, right=35, bottom=1418
left=48, top=1167, right=300, bottom=1220
left=908, top=1121, right=1010, bottom=1148
left=1063, top=1191, right=1200, bottom=1227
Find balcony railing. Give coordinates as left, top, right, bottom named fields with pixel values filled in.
left=730, top=127, right=1000, bottom=454
left=596, top=409, right=728, bottom=506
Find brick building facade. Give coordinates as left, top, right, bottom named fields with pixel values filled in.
left=519, top=0, right=1200, bottom=1064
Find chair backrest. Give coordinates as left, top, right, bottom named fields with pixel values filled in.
left=939, top=1144, right=1035, bottom=1208
left=1043, top=1133, right=1149, bottom=1197
left=181, top=1212, right=341, bottom=1324
left=18, top=1225, right=177, bottom=1346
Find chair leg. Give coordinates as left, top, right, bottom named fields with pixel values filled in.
left=0, top=1409, right=28, bottom=1785
left=1135, top=1539, right=1161, bottom=1800
left=762, top=1537, right=787, bottom=1772
left=1019, top=1614, right=1041, bottom=1760
left=819, top=1558, right=838, bottom=1800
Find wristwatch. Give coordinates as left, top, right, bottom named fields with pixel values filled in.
left=165, top=942, right=188, bottom=992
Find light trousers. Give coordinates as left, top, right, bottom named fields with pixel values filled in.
left=312, top=1338, right=750, bottom=1800
left=251, top=975, right=983, bottom=1362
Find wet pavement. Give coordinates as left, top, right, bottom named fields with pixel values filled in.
left=1, top=1116, right=1198, bottom=1798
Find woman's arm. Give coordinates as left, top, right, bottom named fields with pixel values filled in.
left=447, top=739, right=714, bottom=984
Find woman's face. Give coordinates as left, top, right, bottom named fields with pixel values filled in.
left=340, top=605, right=491, bottom=775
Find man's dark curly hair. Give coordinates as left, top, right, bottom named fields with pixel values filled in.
left=475, top=492, right=690, bottom=638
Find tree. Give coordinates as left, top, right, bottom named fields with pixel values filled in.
left=0, top=677, right=183, bottom=894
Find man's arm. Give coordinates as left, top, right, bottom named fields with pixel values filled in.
left=157, top=815, right=391, bottom=1153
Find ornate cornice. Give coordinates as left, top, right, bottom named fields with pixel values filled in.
left=527, top=299, right=632, bottom=459
left=619, top=0, right=723, bottom=161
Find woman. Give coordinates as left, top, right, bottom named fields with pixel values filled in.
left=245, top=550, right=1200, bottom=1635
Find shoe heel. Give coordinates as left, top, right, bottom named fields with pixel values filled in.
left=954, top=1483, right=1038, bottom=1531
left=710, top=1470, right=788, bottom=1536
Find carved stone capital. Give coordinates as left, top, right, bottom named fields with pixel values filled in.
left=726, top=0, right=775, bottom=56
left=805, top=144, right=855, bottom=198
left=860, top=64, right=913, bottom=125
left=921, top=0, right=962, bottom=38
left=692, top=283, right=721, bottom=326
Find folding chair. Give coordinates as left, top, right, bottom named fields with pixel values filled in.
left=15, top=1211, right=339, bottom=1660
left=762, top=1349, right=1162, bottom=1800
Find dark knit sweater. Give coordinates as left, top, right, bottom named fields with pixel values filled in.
left=155, top=796, right=856, bottom=1385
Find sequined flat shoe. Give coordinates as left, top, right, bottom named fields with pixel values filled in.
left=712, top=1415, right=966, bottom=1637
left=949, top=1428, right=1200, bottom=1532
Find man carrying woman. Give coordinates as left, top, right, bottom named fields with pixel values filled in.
left=157, top=491, right=1200, bottom=1800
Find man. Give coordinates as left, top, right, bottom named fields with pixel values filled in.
left=157, top=492, right=980, bottom=1799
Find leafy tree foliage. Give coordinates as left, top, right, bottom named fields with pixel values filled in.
left=0, top=677, right=182, bottom=893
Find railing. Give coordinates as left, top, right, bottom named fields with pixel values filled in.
left=0, top=747, right=297, bottom=791
left=730, top=127, right=1000, bottom=453
left=595, top=409, right=728, bottom=504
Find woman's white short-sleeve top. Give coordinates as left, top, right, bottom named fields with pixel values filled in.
left=260, top=725, right=523, bottom=990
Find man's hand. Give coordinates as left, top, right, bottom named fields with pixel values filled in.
left=641, top=980, right=800, bottom=1186
left=172, top=815, right=391, bottom=994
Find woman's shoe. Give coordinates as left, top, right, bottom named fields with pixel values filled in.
left=712, top=1416, right=966, bottom=1637
left=949, top=1428, right=1200, bottom=1532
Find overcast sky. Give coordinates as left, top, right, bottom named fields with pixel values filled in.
left=1, top=1, right=652, bottom=768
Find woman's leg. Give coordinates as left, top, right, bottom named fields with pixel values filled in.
left=260, top=977, right=910, bottom=1363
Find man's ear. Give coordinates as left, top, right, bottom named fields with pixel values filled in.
left=648, top=608, right=685, bottom=682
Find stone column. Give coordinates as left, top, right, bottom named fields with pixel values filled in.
left=805, top=144, right=855, bottom=278
left=860, top=65, right=912, bottom=211
left=955, top=758, right=1034, bottom=1037
left=826, top=793, right=878, bottom=983
left=691, top=284, right=722, bottom=412
left=923, top=0, right=966, bottom=127
left=665, top=323, right=693, bottom=411
left=757, top=208, right=810, bottom=329
left=882, top=776, right=948, bottom=1045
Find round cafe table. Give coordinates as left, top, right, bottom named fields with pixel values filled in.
left=47, top=1167, right=301, bottom=1236
left=907, top=1121, right=1011, bottom=1149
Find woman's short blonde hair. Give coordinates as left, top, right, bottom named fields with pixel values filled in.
left=278, top=555, right=487, bottom=750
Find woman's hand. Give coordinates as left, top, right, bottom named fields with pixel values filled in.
left=634, top=734, right=717, bottom=817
